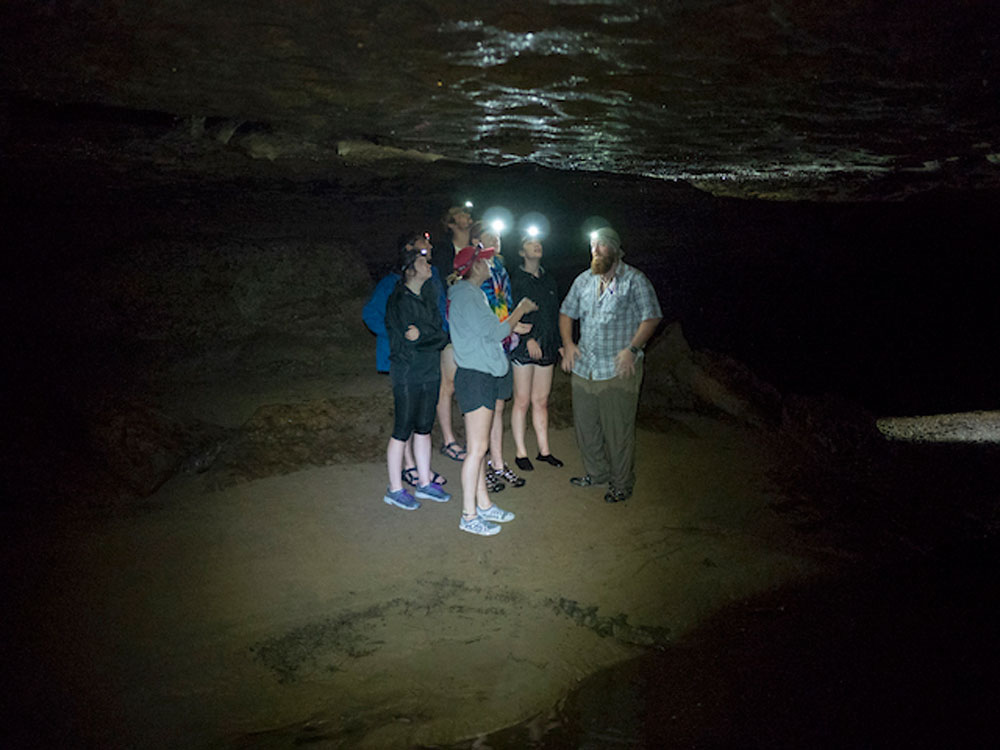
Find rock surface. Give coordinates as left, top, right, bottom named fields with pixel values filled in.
left=3, top=0, right=999, bottom=200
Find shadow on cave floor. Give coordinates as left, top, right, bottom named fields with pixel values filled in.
left=416, top=430, right=1000, bottom=749
left=442, top=536, right=1000, bottom=750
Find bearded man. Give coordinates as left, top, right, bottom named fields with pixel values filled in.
left=559, top=227, right=662, bottom=503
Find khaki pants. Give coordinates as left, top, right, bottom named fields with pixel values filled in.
left=571, top=360, right=643, bottom=493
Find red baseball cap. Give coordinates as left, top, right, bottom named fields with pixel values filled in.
left=453, top=244, right=495, bottom=276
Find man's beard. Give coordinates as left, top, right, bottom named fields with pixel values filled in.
left=590, top=253, right=615, bottom=276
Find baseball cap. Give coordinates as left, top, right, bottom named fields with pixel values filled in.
left=453, top=244, right=495, bottom=276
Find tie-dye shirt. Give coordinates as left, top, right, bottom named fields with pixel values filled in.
left=480, top=256, right=517, bottom=352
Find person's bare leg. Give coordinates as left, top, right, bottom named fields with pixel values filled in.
left=531, top=365, right=555, bottom=456
left=489, top=398, right=506, bottom=468
left=386, top=437, right=406, bottom=492
left=476, top=458, right=493, bottom=511
left=461, top=406, right=493, bottom=519
left=511, top=364, right=533, bottom=458
left=437, top=346, right=460, bottom=448
left=402, top=435, right=416, bottom=477
left=413, top=432, right=432, bottom=487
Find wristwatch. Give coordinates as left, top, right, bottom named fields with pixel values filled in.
left=628, top=345, right=641, bottom=355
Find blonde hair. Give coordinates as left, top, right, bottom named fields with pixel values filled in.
left=469, top=221, right=504, bottom=265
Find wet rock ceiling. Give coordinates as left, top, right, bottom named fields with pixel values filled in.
left=2, top=0, right=999, bottom=200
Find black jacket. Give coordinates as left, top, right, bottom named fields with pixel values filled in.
left=386, top=279, right=448, bottom=384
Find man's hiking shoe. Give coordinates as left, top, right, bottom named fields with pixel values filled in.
left=604, top=487, right=632, bottom=503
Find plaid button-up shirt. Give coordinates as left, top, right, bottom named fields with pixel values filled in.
left=560, top=261, right=662, bottom=381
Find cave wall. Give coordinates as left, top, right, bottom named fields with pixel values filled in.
left=5, top=151, right=998, bottom=419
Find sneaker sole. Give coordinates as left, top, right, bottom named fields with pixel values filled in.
left=415, top=490, right=451, bottom=502
left=383, top=495, right=421, bottom=510
left=460, top=523, right=501, bottom=536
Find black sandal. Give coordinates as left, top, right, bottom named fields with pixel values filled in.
left=515, top=456, right=534, bottom=471
left=402, top=468, right=447, bottom=487
left=440, top=441, right=467, bottom=461
left=536, top=453, right=564, bottom=467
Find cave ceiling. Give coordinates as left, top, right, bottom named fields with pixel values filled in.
left=2, top=0, right=999, bottom=200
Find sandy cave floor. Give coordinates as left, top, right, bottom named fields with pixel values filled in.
left=5, top=355, right=1000, bottom=749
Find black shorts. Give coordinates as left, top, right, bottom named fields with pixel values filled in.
left=455, top=367, right=513, bottom=413
left=511, top=353, right=559, bottom=367
left=392, top=379, right=440, bottom=441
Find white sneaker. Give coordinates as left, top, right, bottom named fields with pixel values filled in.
left=477, top=504, right=515, bottom=523
left=459, top=515, right=501, bottom=536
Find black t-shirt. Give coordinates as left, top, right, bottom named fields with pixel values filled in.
left=509, top=265, right=560, bottom=363
left=431, top=243, right=459, bottom=291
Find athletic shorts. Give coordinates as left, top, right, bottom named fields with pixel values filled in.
left=511, top=354, right=559, bottom=367
left=455, top=367, right=512, bottom=413
left=391, top=379, right=440, bottom=441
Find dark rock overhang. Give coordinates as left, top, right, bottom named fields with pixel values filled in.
left=3, top=0, right=999, bottom=201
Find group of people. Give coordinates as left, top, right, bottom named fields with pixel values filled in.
left=362, top=205, right=662, bottom=537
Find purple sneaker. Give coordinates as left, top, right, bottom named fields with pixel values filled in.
left=415, top=482, right=451, bottom=503
left=383, top=487, right=420, bottom=510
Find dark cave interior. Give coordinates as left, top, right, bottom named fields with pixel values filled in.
left=3, top=2, right=1000, bottom=748
left=6, top=125, right=999, bottom=420
left=5, top=101, right=1000, bottom=749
